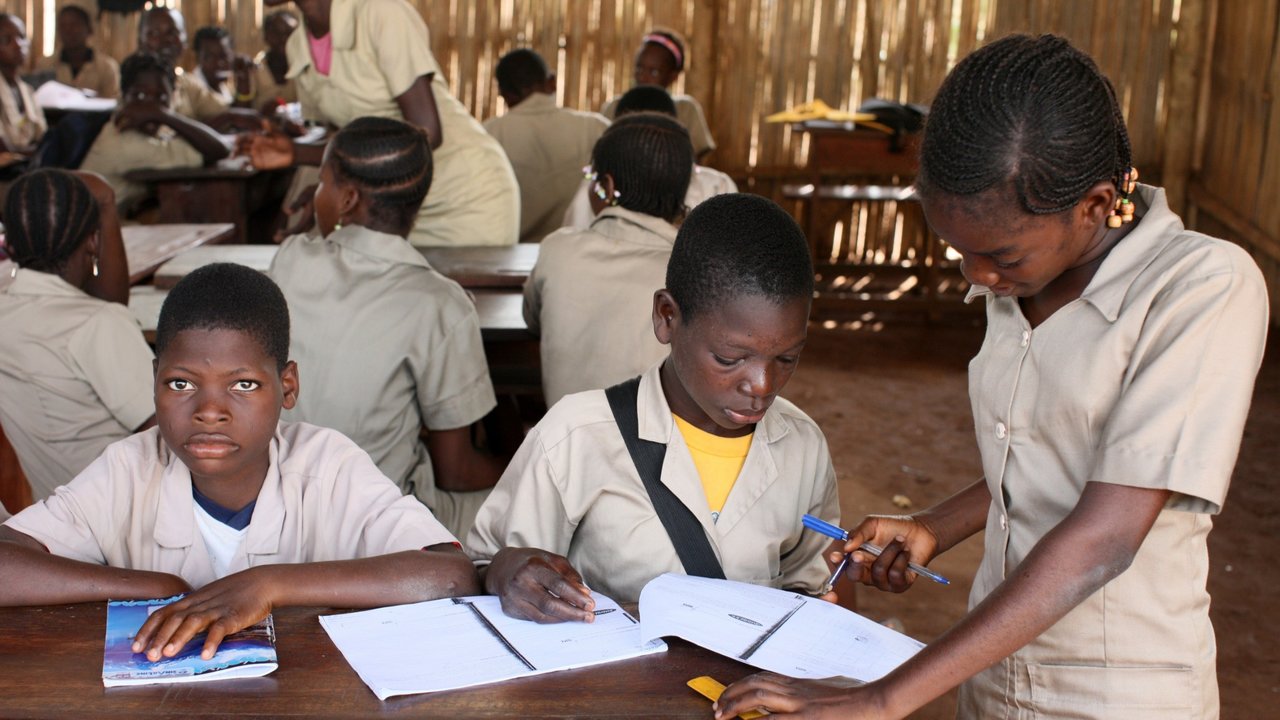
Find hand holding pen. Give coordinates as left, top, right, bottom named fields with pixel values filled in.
left=802, top=514, right=949, bottom=593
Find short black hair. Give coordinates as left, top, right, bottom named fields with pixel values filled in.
left=666, top=193, right=813, bottom=321
left=643, top=30, right=686, bottom=72
left=918, top=33, right=1133, bottom=215
left=3, top=169, right=99, bottom=274
left=155, top=263, right=291, bottom=372
left=616, top=85, right=676, bottom=117
left=495, top=48, right=549, bottom=96
left=192, top=25, right=229, bottom=53
left=58, top=5, right=92, bottom=31
left=591, top=111, right=691, bottom=221
left=326, top=116, right=434, bottom=235
left=120, top=51, right=173, bottom=94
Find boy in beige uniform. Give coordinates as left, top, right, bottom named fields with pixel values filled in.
left=471, top=194, right=845, bottom=612
left=285, top=0, right=518, bottom=247
left=135, top=7, right=229, bottom=123
left=36, top=6, right=120, bottom=99
left=0, top=263, right=477, bottom=660
left=483, top=49, right=609, bottom=243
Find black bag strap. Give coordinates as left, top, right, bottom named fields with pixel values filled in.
left=605, top=377, right=726, bottom=580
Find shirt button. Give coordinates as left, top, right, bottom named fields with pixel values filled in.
left=995, top=422, right=1008, bottom=440
left=1020, top=330, right=1030, bottom=347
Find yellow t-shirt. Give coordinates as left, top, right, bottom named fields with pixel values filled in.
left=673, top=415, right=752, bottom=518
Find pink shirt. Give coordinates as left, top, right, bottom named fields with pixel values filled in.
left=306, top=31, right=333, bottom=77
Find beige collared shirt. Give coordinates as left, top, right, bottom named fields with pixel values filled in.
left=955, top=186, right=1269, bottom=719
left=79, top=121, right=204, bottom=212
left=0, top=75, right=46, bottom=155
left=249, top=51, right=297, bottom=106
left=172, top=69, right=229, bottom=123
left=561, top=163, right=738, bottom=230
left=483, top=93, right=609, bottom=243
left=4, top=422, right=456, bottom=589
left=286, top=0, right=519, bottom=247
left=524, top=205, right=678, bottom=406
left=36, top=49, right=121, bottom=99
left=0, top=270, right=153, bottom=500
left=467, top=362, right=839, bottom=603
left=602, top=92, right=715, bottom=158
left=269, top=224, right=496, bottom=540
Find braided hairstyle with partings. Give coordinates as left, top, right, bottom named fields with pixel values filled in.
left=917, top=34, right=1133, bottom=216
left=326, top=116, right=434, bottom=235
left=120, top=51, right=174, bottom=94
left=3, top=169, right=100, bottom=274
left=590, top=111, right=692, bottom=222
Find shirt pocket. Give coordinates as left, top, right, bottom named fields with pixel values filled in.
left=1027, top=663, right=1196, bottom=719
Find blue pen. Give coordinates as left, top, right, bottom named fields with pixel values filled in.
left=802, top=514, right=950, bottom=586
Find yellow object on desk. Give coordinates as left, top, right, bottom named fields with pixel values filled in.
left=688, top=676, right=769, bottom=719
left=764, top=99, right=875, bottom=124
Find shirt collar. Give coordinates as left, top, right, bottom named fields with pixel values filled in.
left=58, top=47, right=95, bottom=64
left=589, top=206, right=679, bottom=247
left=510, top=92, right=557, bottom=114
left=326, top=223, right=433, bottom=269
left=3, top=268, right=88, bottom=298
left=636, top=361, right=791, bottom=446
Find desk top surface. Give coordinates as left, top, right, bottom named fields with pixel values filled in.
left=0, top=603, right=753, bottom=719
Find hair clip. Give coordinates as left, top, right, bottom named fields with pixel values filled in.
left=1107, top=166, right=1139, bottom=228
left=584, top=165, right=621, bottom=203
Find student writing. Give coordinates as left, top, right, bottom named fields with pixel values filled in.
left=0, top=262, right=478, bottom=660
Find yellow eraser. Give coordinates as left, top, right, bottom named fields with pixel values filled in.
left=687, top=676, right=769, bottom=719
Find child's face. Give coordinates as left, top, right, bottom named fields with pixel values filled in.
left=56, top=11, right=90, bottom=51
left=198, top=38, right=232, bottom=84
left=0, top=17, right=29, bottom=69
left=633, top=43, right=678, bottom=88
left=154, top=328, right=298, bottom=494
left=123, top=70, right=172, bottom=135
left=655, top=292, right=809, bottom=437
left=139, top=10, right=184, bottom=65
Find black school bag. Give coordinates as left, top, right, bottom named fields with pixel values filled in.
left=857, top=98, right=929, bottom=152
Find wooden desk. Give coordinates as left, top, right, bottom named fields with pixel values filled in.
left=125, top=167, right=289, bottom=245
left=0, top=603, right=753, bottom=718
left=151, top=245, right=278, bottom=289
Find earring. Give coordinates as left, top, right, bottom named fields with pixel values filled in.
left=91, top=255, right=100, bottom=277
left=8, top=265, right=15, bottom=278
left=1106, top=167, right=1139, bottom=228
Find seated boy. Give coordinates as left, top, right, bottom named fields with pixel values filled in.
left=469, top=194, right=845, bottom=616
left=0, top=263, right=477, bottom=660
left=35, top=5, right=121, bottom=99
left=80, top=52, right=230, bottom=214
left=191, top=26, right=235, bottom=103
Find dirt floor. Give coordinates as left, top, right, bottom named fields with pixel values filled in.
left=785, top=317, right=1279, bottom=719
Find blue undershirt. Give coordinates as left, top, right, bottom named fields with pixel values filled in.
left=191, top=484, right=256, bottom=530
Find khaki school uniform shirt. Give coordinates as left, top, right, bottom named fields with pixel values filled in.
left=483, top=93, right=609, bottom=242
left=525, top=206, right=677, bottom=406
left=0, top=270, right=154, bottom=500
left=37, top=49, right=121, bottom=99
left=286, top=0, right=519, bottom=247
left=0, top=75, right=46, bottom=155
left=172, top=69, right=229, bottom=123
left=80, top=121, right=204, bottom=212
left=956, top=186, right=1269, bottom=720
left=4, top=422, right=457, bottom=589
left=561, top=163, right=737, bottom=229
left=250, top=52, right=297, bottom=105
left=468, top=362, right=839, bottom=602
left=270, top=225, right=496, bottom=539
left=602, top=93, right=715, bottom=158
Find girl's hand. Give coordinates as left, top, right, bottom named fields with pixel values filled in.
left=714, top=672, right=888, bottom=719
left=841, top=515, right=941, bottom=593
left=114, top=101, right=166, bottom=132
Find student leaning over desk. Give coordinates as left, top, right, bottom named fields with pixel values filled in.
left=715, top=34, right=1269, bottom=720
left=0, top=262, right=478, bottom=662
left=471, top=193, right=851, bottom=614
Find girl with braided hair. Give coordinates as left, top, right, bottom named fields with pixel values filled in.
left=268, top=116, right=505, bottom=543
left=0, top=170, right=155, bottom=503
left=717, top=34, right=1268, bottom=720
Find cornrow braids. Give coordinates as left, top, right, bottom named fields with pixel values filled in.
left=918, top=34, right=1133, bottom=215
left=327, top=116, right=434, bottom=234
left=3, top=169, right=100, bottom=275
left=120, top=51, right=173, bottom=94
left=591, top=111, right=692, bottom=222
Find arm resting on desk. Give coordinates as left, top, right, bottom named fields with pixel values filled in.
left=115, top=103, right=230, bottom=165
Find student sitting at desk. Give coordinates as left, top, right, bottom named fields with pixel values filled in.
left=562, top=86, right=736, bottom=230
left=190, top=26, right=235, bottom=104
left=526, top=111, right=691, bottom=407
left=270, top=117, right=505, bottom=543
left=0, top=262, right=478, bottom=661
left=80, top=52, right=230, bottom=214
left=483, top=48, right=609, bottom=243
left=0, top=14, right=46, bottom=175
left=471, top=193, right=844, bottom=611
left=35, top=5, right=120, bottom=100
left=601, top=30, right=715, bottom=161
left=0, top=169, right=152, bottom=501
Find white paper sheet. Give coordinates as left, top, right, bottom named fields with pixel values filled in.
left=34, top=81, right=117, bottom=111
left=319, top=593, right=666, bottom=700
left=638, top=573, right=923, bottom=682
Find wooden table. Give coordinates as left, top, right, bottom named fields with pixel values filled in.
left=125, top=166, right=293, bottom=245
left=0, top=603, right=755, bottom=719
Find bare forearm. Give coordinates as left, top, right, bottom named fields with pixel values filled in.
left=160, top=112, right=230, bottom=162
left=428, top=426, right=505, bottom=493
left=914, top=478, right=991, bottom=553
left=262, top=547, right=479, bottom=608
left=0, top=542, right=188, bottom=606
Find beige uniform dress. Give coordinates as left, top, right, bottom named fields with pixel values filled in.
left=36, top=49, right=121, bottom=99
left=4, top=423, right=457, bottom=589
left=524, top=205, right=677, bottom=406
left=79, top=122, right=204, bottom=212
left=0, top=75, right=46, bottom=158
left=956, top=186, right=1269, bottom=719
left=0, top=270, right=154, bottom=500
left=602, top=93, right=715, bottom=158
left=269, top=224, right=497, bottom=542
left=482, top=93, right=609, bottom=242
left=172, top=70, right=229, bottom=123
left=286, top=0, right=519, bottom=247
left=560, top=164, right=737, bottom=230
left=468, top=362, right=839, bottom=602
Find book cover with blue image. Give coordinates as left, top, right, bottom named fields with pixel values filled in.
left=102, top=596, right=277, bottom=686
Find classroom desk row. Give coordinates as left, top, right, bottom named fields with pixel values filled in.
left=0, top=603, right=753, bottom=719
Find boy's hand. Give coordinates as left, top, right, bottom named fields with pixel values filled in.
left=485, top=548, right=596, bottom=624
left=131, top=567, right=278, bottom=662
left=839, top=515, right=940, bottom=593
left=714, top=672, right=886, bottom=719
left=236, top=131, right=294, bottom=170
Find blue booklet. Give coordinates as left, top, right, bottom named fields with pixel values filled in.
left=102, top=596, right=278, bottom=687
